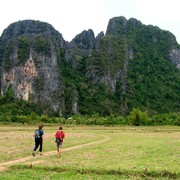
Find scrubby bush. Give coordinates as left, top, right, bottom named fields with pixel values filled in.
left=151, top=112, right=180, bottom=126
left=127, top=108, right=148, bottom=126
left=106, top=114, right=126, bottom=125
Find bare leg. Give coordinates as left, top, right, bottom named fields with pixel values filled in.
left=57, top=147, right=61, bottom=157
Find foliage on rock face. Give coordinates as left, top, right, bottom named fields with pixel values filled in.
left=86, top=35, right=126, bottom=78
left=33, top=36, right=51, bottom=56
left=0, top=18, right=179, bottom=121
left=17, top=36, right=30, bottom=63
left=125, top=24, right=180, bottom=114
left=127, top=53, right=180, bottom=114
left=2, top=39, right=14, bottom=70
left=0, top=20, right=62, bottom=68
left=85, top=17, right=180, bottom=115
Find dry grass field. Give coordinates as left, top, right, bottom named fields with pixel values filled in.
left=0, top=125, right=179, bottom=179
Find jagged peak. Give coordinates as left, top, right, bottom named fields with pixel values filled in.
left=128, top=18, right=142, bottom=27
left=94, top=31, right=104, bottom=50
left=96, top=31, right=104, bottom=39
left=71, top=29, right=95, bottom=50
left=71, top=29, right=95, bottom=41
left=106, top=16, right=127, bottom=35
left=106, top=16, right=143, bottom=35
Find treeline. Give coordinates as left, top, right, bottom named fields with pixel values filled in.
left=0, top=89, right=179, bottom=125
left=0, top=108, right=179, bottom=126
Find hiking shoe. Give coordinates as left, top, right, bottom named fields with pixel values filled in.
left=32, top=152, right=35, bottom=156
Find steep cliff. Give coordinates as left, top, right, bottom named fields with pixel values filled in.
left=84, top=16, right=180, bottom=114
left=0, top=20, right=65, bottom=115
left=0, top=17, right=180, bottom=116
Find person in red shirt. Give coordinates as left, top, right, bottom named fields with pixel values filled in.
left=55, top=126, right=65, bottom=158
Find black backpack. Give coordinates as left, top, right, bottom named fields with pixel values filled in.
left=34, top=129, right=41, bottom=138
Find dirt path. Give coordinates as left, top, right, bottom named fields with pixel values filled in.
left=0, top=135, right=109, bottom=171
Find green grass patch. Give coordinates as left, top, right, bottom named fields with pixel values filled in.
left=0, top=125, right=179, bottom=179
left=1, top=164, right=178, bottom=179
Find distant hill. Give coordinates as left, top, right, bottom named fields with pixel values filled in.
left=0, top=16, right=179, bottom=116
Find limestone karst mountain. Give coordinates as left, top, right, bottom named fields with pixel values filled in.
left=0, top=17, right=179, bottom=116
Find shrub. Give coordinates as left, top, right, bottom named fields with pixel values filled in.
left=127, top=108, right=148, bottom=126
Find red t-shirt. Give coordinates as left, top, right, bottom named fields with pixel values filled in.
left=55, top=130, right=65, bottom=142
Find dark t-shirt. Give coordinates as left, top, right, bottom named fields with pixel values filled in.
left=34, top=129, right=44, bottom=139
left=39, top=129, right=44, bottom=137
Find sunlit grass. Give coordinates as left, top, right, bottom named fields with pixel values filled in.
left=0, top=125, right=179, bottom=179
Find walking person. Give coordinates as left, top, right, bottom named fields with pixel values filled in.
left=32, top=124, right=44, bottom=156
left=55, top=127, right=65, bottom=158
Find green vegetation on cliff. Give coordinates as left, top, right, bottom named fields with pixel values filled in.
left=0, top=17, right=179, bottom=122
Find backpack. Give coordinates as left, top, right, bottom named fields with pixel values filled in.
left=55, top=131, right=63, bottom=143
left=34, top=129, right=41, bottom=139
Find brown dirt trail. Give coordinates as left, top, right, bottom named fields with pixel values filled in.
left=0, top=135, right=109, bottom=171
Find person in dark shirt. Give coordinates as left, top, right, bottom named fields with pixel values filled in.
left=32, top=125, right=44, bottom=156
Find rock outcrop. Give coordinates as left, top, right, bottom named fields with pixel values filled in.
left=0, top=20, right=65, bottom=115
left=169, top=49, right=180, bottom=68
left=0, top=17, right=180, bottom=116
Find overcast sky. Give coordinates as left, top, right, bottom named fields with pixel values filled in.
left=0, top=0, right=180, bottom=43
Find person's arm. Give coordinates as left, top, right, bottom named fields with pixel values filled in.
left=62, top=132, right=65, bottom=139
left=41, top=130, right=44, bottom=143
left=55, top=131, right=57, bottom=137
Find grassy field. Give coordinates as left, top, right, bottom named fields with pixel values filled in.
left=0, top=125, right=179, bottom=179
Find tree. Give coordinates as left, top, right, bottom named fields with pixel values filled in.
left=128, top=108, right=148, bottom=126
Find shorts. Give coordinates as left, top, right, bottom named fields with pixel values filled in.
left=56, top=141, right=63, bottom=148
left=55, top=139, right=63, bottom=148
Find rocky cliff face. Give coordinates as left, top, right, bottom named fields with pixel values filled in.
left=64, top=29, right=95, bottom=70
left=0, top=17, right=180, bottom=116
left=169, top=49, right=180, bottom=68
left=0, top=20, right=65, bottom=115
